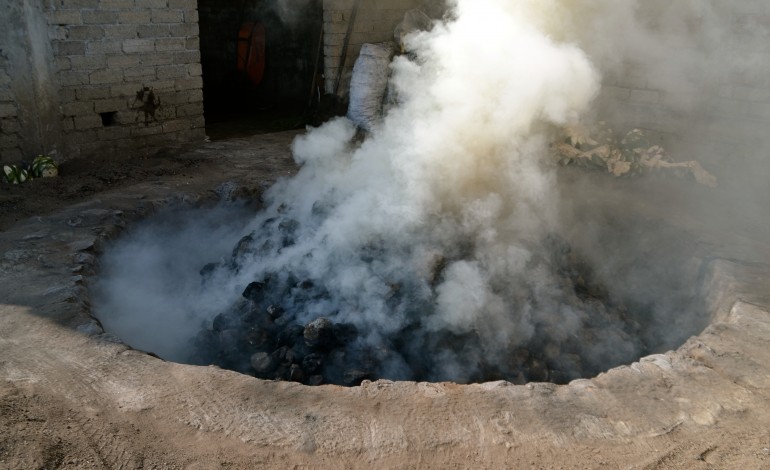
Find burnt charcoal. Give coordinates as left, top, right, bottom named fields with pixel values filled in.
left=343, top=369, right=372, bottom=386
left=311, top=200, right=331, bottom=217
left=266, top=304, right=285, bottom=320
left=302, top=353, right=324, bottom=374
left=273, top=313, right=295, bottom=327
left=279, top=219, right=299, bottom=232
left=307, top=375, right=324, bottom=386
left=288, top=364, right=305, bottom=383
left=230, top=234, right=254, bottom=262
left=273, top=364, right=289, bottom=381
left=277, top=324, right=305, bottom=348
left=261, top=217, right=278, bottom=229
left=548, top=370, right=572, bottom=385
left=212, top=313, right=237, bottom=332
left=271, top=346, right=292, bottom=366
left=217, top=329, right=241, bottom=355
left=243, top=326, right=272, bottom=349
left=279, top=218, right=299, bottom=235
left=250, top=351, right=276, bottom=375
left=331, top=323, right=358, bottom=345
left=189, top=222, right=656, bottom=387
left=525, top=357, right=549, bottom=382
left=199, top=262, right=219, bottom=282
left=242, top=281, right=268, bottom=303
left=303, top=317, right=334, bottom=349
left=256, top=239, right=275, bottom=257
left=297, top=279, right=315, bottom=290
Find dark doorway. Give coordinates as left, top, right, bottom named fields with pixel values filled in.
left=198, top=0, right=323, bottom=140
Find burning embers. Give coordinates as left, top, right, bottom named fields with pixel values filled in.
left=189, top=221, right=645, bottom=386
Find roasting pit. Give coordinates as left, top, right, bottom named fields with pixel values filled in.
left=1, top=131, right=769, bottom=468
left=92, top=171, right=711, bottom=388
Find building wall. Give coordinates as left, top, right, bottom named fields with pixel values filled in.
left=0, top=0, right=206, bottom=164
left=597, top=2, right=770, bottom=174
left=322, top=0, right=422, bottom=97
left=0, top=48, right=23, bottom=163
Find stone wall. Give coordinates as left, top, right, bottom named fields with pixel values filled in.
left=0, top=0, right=206, bottom=164
left=322, top=0, right=422, bottom=97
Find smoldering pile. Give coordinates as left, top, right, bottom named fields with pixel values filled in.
left=189, top=210, right=647, bottom=386
left=94, top=0, right=716, bottom=387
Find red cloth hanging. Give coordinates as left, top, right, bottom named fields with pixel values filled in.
left=236, top=22, right=266, bottom=86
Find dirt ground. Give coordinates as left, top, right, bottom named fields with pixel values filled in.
left=0, top=148, right=210, bottom=231
left=1, top=131, right=770, bottom=469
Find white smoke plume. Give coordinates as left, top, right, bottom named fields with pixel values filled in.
left=94, top=0, right=732, bottom=382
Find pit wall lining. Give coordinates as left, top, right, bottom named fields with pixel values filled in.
left=0, top=0, right=206, bottom=164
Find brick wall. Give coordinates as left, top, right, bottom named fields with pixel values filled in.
left=0, top=0, right=206, bottom=164
left=322, top=0, right=421, bottom=97
left=597, top=2, right=770, bottom=173
left=0, top=51, right=22, bottom=164
left=48, top=0, right=205, bottom=160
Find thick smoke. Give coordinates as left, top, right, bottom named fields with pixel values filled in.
left=93, top=205, right=255, bottom=361
left=94, top=0, right=756, bottom=383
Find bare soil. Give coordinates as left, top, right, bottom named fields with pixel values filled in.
left=0, top=149, right=211, bottom=231
left=1, top=131, right=770, bottom=469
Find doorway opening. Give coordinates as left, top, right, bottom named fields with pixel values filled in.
left=198, top=0, right=324, bottom=140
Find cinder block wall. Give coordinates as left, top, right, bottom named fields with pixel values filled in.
left=50, top=0, right=205, bottom=160
left=597, top=2, right=770, bottom=172
left=0, top=52, right=22, bottom=162
left=322, top=0, right=421, bottom=97
left=0, top=0, right=206, bottom=164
